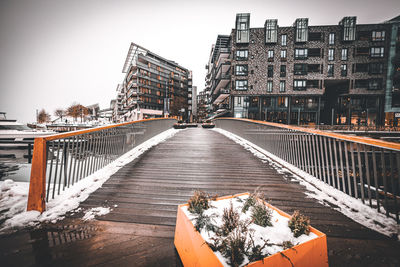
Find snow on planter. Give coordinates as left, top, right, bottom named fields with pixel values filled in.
left=174, top=192, right=328, bottom=267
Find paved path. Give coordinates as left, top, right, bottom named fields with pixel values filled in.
left=1, top=128, right=399, bottom=266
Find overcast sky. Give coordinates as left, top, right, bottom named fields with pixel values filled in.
left=0, top=0, right=399, bottom=123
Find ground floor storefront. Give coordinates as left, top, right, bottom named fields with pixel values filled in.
left=231, top=95, right=385, bottom=126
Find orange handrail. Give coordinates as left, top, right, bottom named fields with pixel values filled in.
left=215, top=118, right=400, bottom=151
left=27, top=118, right=175, bottom=212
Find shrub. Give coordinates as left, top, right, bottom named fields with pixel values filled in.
left=242, top=188, right=265, bottom=213
left=188, top=190, right=211, bottom=214
left=193, top=212, right=217, bottom=232
left=251, top=202, right=272, bottom=227
left=221, top=227, right=247, bottom=267
left=288, top=211, right=310, bottom=237
left=221, top=201, right=240, bottom=236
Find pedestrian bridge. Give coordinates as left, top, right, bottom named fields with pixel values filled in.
left=3, top=118, right=400, bottom=266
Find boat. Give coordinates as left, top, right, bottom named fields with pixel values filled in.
left=0, top=112, right=54, bottom=163
left=0, top=112, right=54, bottom=141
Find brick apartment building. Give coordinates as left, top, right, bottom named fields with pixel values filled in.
left=115, top=43, right=192, bottom=122
left=207, top=14, right=400, bottom=126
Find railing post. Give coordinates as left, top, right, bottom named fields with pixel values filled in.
left=27, top=138, right=47, bottom=212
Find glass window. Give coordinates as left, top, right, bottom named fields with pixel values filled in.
left=235, top=65, right=248, bottom=75
left=267, top=81, right=273, bottom=92
left=280, top=50, right=287, bottom=59
left=372, top=31, right=385, bottom=41
left=293, top=80, right=307, bottom=90
left=268, top=50, right=274, bottom=59
left=235, top=80, right=248, bottom=90
left=341, top=64, right=347, bottom=77
left=369, top=63, right=384, bottom=74
left=236, top=14, right=250, bottom=43
left=281, top=34, right=287, bottom=46
left=341, top=17, right=356, bottom=41
left=294, top=48, right=308, bottom=59
left=341, top=48, right=348, bottom=60
left=294, top=64, right=307, bottom=75
left=370, top=47, right=384, bottom=58
left=267, top=65, right=274, bottom=77
left=279, top=81, right=286, bottom=92
left=368, top=79, right=382, bottom=90
left=328, top=33, right=335, bottom=45
left=265, top=19, right=278, bottom=43
left=280, top=65, right=286, bottom=77
left=295, top=18, right=308, bottom=42
left=236, top=50, right=248, bottom=60
left=327, top=64, right=334, bottom=76
left=328, top=48, right=335, bottom=61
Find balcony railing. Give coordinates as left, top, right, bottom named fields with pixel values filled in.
left=27, top=118, right=176, bottom=212
left=214, top=118, right=400, bottom=223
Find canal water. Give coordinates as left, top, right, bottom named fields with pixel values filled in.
left=0, top=148, right=31, bottom=182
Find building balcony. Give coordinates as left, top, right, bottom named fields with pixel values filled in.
left=127, top=88, right=138, bottom=98
left=212, top=74, right=231, bottom=95
left=213, top=88, right=230, bottom=105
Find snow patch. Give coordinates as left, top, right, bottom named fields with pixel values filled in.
left=82, top=207, right=111, bottom=221
left=213, top=128, right=399, bottom=240
left=0, top=128, right=181, bottom=233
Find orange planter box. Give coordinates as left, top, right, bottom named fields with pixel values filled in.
left=174, top=193, right=328, bottom=267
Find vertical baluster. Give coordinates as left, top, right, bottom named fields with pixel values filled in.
left=46, top=141, right=55, bottom=202
left=79, top=134, right=87, bottom=180
left=364, top=145, right=372, bottom=207
left=338, top=140, right=345, bottom=192
left=323, top=137, right=330, bottom=185
left=371, top=147, right=380, bottom=211
left=344, top=141, right=351, bottom=196
left=52, top=140, right=61, bottom=199
left=389, top=151, right=398, bottom=222
left=356, top=143, right=365, bottom=203
left=57, top=139, right=66, bottom=195
left=68, top=136, right=77, bottom=187
left=328, top=138, right=336, bottom=188
left=350, top=143, right=358, bottom=199
left=312, top=134, right=318, bottom=179
left=333, top=139, right=340, bottom=190
left=300, top=133, right=306, bottom=172
left=306, top=134, right=314, bottom=177
left=318, top=135, right=328, bottom=183
left=314, top=135, right=322, bottom=181
left=63, top=138, right=70, bottom=190
left=380, top=148, right=389, bottom=216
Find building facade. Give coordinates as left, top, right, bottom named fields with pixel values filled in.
left=116, top=43, right=192, bottom=122
left=208, top=14, right=400, bottom=126
left=196, top=90, right=208, bottom=122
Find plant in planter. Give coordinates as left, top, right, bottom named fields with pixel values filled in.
left=174, top=191, right=328, bottom=267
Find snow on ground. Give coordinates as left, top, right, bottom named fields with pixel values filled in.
left=0, top=128, right=181, bottom=233
left=82, top=207, right=111, bottom=221
left=182, top=194, right=318, bottom=267
left=213, top=128, right=400, bottom=240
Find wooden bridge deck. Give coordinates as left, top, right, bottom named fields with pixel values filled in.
left=1, top=127, right=400, bottom=266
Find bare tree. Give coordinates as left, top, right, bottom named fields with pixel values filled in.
left=54, top=108, right=65, bottom=121
left=67, top=103, right=89, bottom=122
left=37, top=109, right=50, bottom=124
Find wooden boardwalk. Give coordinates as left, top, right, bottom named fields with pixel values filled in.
left=1, top=127, right=400, bottom=266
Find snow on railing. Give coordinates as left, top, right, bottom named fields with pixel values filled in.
left=27, top=118, right=176, bottom=212
left=214, top=118, right=400, bottom=224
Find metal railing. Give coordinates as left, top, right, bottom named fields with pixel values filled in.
left=214, top=118, right=400, bottom=223
left=27, top=118, right=176, bottom=212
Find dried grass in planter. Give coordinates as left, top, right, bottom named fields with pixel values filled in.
left=188, top=190, right=211, bottom=214
left=288, top=210, right=310, bottom=237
